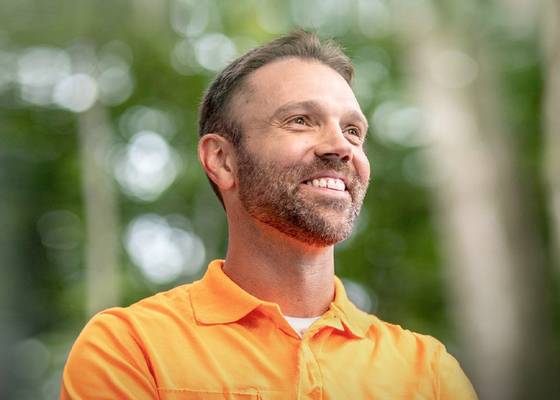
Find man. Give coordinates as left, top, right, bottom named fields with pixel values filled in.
left=61, top=31, right=477, bottom=399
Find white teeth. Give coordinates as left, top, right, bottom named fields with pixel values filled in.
left=327, top=178, right=343, bottom=191
left=307, top=177, right=346, bottom=191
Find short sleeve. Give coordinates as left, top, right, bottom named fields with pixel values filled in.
left=435, top=343, right=478, bottom=400
left=60, top=310, right=158, bottom=400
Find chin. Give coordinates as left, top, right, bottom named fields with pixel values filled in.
left=260, top=216, right=354, bottom=248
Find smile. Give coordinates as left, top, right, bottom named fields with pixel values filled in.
left=303, top=177, right=346, bottom=192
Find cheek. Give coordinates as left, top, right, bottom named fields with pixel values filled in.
left=251, top=136, right=314, bottom=163
left=277, top=140, right=315, bottom=164
left=354, top=152, right=371, bottom=183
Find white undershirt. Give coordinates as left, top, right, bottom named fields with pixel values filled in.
left=283, top=315, right=321, bottom=337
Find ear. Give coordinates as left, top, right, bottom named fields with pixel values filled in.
left=198, top=134, right=236, bottom=192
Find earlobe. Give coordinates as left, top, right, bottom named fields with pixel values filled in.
left=198, top=134, right=235, bottom=191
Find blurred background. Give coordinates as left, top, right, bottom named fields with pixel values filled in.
left=1, top=0, right=559, bottom=399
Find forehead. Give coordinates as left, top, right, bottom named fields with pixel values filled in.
left=233, top=57, right=363, bottom=122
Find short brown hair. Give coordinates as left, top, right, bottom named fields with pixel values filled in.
left=198, top=29, right=354, bottom=205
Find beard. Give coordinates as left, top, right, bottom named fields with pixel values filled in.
left=236, top=144, right=369, bottom=247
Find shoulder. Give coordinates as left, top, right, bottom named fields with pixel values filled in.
left=121, top=282, right=195, bottom=319
left=354, top=310, right=458, bottom=369
left=78, top=281, right=198, bottom=344
left=61, top=284, right=198, bottom=399
left=350, top=307, right=444, bottom=352
left=64, top=283, right=199, bottom=375
left=359, top=314, right=477, bottom=399
left=373, top=316, right=446, bottom=353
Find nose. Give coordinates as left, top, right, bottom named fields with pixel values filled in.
left=314, top=123, right=353, bottom=163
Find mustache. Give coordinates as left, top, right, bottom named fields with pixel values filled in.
left=235, top=143, right=367, bottom=194
left=296, top=158, right=353, bottom=180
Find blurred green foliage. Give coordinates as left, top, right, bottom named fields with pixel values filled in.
left=0, top=0, right=557, bottom=399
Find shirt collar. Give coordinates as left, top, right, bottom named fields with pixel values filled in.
left=327, top=276, right=370, bottom=338
left=190, top=260, right=370, bottom=339
left=190, top=260, right=264, bottom=325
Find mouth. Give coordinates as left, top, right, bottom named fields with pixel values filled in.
left=302, top=177, right=347, bottom=193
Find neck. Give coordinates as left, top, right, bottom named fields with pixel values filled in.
left=223, top=211, right=336, bottom=318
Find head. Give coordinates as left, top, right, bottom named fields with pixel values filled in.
left=198, top=30, right=354, bottom=201
left=198, top=30, right=370, bottom=246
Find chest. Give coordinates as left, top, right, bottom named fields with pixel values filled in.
left=145, top=323, right=437, bottom=400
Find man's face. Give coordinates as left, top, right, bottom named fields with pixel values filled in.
left=231, top=58, right=370, bottom=247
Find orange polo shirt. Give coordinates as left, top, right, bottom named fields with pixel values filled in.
left=61, top=260, right=477, bottom=399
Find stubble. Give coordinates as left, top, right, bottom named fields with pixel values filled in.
left=236, top=144, right=368, bottom=247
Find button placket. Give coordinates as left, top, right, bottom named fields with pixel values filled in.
left=297, top=339, right=324, bottom=400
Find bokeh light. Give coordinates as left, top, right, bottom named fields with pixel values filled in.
left=16, top=47, right=71, bottom=106
left=125, top=214, right=206, bottom=284
left=119, top=105, right=177, bottom=139
left=193, top=33, right=237, bottom=72
left=371, top=101, right=426, bottom=147
left=170, top=0, right=210, bottom=38
left=114, top=131, right=180, bottom=201
left=53, top=73, right=98, bottom=112
left=353, top=60, right=390, bottom=106
left=13, top=42, right=134, bottom=113
left=171, top=39, right=202, bottom=75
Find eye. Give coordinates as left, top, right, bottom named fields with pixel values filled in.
left=346, top=127, right=362, bottom=137
left=284, top=115, right=312, bottom=129
left=291, top=116, right=307, bottom=125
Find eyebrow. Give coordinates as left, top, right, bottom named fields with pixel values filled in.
left=270, top=100, right=369, bottom=131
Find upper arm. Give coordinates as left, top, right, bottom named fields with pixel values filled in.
left=435, top=344, right=478, bottom=400
left=60, top=311, right=158, bottom=400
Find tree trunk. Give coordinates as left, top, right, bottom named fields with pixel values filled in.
left=542, top=0, right=560, bottom=272
left=78, top=104, right=120, bottom=316
left=394, top=1, right=554, bottom=397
